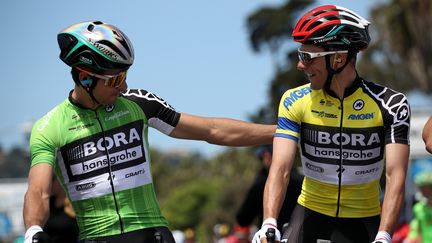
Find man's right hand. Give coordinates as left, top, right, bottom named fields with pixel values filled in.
left=24, top=226, right=51, bottom=243
left=252, top=218, right=281, bottom=243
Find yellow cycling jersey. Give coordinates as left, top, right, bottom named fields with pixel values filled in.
left=276, top=76, right=410, bottom=218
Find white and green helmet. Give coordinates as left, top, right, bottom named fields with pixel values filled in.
left=57, top=20, right=134, bottom=74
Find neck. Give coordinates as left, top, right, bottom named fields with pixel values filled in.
left=329, top=67, right=357, bottom=99
left=71, top=85, right=100, bottom=110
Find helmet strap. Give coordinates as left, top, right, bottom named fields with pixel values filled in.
left=71, top=68, right=102, bottom=107
left=87, top=89, right=101, bottom=106
left=81, top=81, right=101, bottom=107
left=323, top=49, right=356, bottom=94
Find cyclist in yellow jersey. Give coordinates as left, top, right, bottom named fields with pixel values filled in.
left=252, top=5, right=410, bottom=243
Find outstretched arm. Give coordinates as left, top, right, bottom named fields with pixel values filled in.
left=169, top=113, right=276, bottom=146
left=378, top=143, right=409, bottom=235
left=23, top=163, right=53, bottom=229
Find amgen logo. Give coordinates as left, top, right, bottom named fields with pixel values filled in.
left=348, top=113, right=374, bottom=120
left=284, top=87, right=311, bottom=110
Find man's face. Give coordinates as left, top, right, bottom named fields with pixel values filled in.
left=78, top=67, right=129, bottom=105
left=296, top=45, right=330, bottom=90
left=92, top=76, right=128, bottom=105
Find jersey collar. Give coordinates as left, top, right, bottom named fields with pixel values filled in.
left=324, top=73, right=362, bottom=99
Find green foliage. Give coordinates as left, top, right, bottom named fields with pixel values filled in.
left=247, top=0, right=315, bottom=53
left=151, top=147, right=261, bottom=242
left=359, top=0, right=432, bottom=93
left=161, top=179, right=221, bottom=229
left=246, top=1, right=315, bottom=124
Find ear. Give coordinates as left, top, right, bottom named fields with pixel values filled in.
left=334, top=54, right=342, bottom=63
left=78, top=70, right=93, bottom=87
left=81, top=78, right=93, bottom=87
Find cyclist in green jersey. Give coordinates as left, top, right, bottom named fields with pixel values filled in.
left=252, top=5, right=410, bottom=243
left=23, top=20, right=276, bottom=243
left=407, top=172, right=432, bottom=243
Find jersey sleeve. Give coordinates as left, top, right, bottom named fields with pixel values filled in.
left=29, top=107, right=60, bottom=167
left=382, top=91, right=411, bottom=145
left=361, top=79, right=411, bottom=145
left=275, top=87, right=307, bottom=142
left=122, top=89, right=181, bottom=135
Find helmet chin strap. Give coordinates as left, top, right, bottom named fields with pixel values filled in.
left=323, top=50, right=356, bottom=94
left=71, top=68, right=102, bottom=108
left=79, top=80, right=102, bottom=108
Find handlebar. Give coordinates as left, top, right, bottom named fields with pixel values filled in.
left=154, top=231, right=163, bottom=243
left=266, top=228, right=276, bottom=243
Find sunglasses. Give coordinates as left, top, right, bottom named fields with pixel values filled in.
left=76, top=67, right=127, bottom=88
left=297, top=48, right=348, bottom=65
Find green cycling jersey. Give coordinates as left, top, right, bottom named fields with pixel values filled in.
left=29, top=89, right=180, bottom=240
left=408, top=200, right=432, bottom=242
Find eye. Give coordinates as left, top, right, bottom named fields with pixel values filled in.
left=299, top=52, right=312, bottom=64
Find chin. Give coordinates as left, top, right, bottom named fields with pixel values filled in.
left=102, top=98, right=118, bottom=106
left=310, top=83, right=324, bottom=90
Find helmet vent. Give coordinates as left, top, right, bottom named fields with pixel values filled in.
left=93, top=41, right=118, bottom=60
left=87, top=24, right=95, bottom=32
left=112, top=30, right=120, bottom=38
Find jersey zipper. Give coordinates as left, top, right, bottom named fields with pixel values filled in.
left=94, top=109, right=125, bottom=233
left=335, top=99, right=344, bottom=217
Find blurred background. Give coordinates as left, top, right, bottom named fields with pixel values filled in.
left=1, top=0, right=432, bottom=242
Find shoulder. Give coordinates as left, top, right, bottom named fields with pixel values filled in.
left=122, top=89, right=174, bottom=108
left=32, top=100, right=69, bottom=133
left=280, top=83, right=313, bottom=108
left=359, top=79, right=409, bottom=105
left=121, top=89, right=179, bottom=126
left=359, top=78, right=410, bottom=122
left=281, top=83, right=312, bottom=98
left=122, top=89, right=155, bottom=100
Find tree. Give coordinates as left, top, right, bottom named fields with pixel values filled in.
left=245, top=0, right=314, bottom=123
left=359, top=0, right=432, bottom=93
left=153, top=147, right=260, bottom=242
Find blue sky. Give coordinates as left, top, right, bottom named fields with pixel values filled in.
left=1, top=0, right=383, bottom=156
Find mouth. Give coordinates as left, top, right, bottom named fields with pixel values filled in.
left=305, top=72, right=315, bottom=79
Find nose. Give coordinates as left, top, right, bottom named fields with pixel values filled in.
left=118, top=79, right=128, bottom=92
left=297, top=60, right=306, bottom=71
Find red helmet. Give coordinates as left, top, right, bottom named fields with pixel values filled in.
left=292, top=5, right=370, bottom=51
